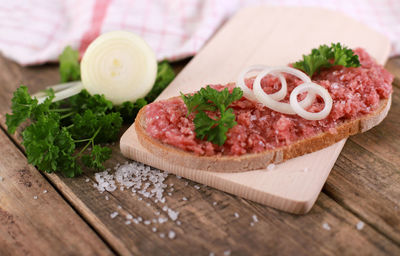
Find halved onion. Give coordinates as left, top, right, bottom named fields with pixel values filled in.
left=81, top=31, right=157, bottom=105
left=290, top=82, right=333, bottom=120
left=35, top=31, right=158, bottom=105
left=252, top=67, right=315, bottom=114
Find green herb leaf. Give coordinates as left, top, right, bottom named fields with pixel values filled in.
left=6, top=86, right=38, bottom=134
left=114, top=98, right=147, bottom=123
left=145, top=61, right=175, bottom=102
left=59, top=46, right=81, bottom=83
left=181, top=86, right=242, bottom=146
left=293, top=43, right=360, bottom=77
left=81, top=145, right=112, bottom=169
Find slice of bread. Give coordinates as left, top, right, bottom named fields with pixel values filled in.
left=135, top=95, right=391, bottom=172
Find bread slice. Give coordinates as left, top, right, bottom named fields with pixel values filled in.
left=135, top=95, right=391, bottom=172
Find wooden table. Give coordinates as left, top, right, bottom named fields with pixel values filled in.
left=0, top=54, right=399, bottom=256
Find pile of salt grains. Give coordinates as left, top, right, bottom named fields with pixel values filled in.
left=93, top=161, right=179, bottom=239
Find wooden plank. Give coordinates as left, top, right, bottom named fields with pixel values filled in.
left=323, top=61, right=400, bottom=244
left=120, top=6, right=392, bottom=214
left=0, top=54, right=399, bottom=254
left=0, top=129, right=113, bottom=256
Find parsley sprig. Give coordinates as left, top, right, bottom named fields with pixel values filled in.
left=181, top=86, right=242, bottom=146
left=293, top=43, right=360, bottom=77
left=6, top=46, right=175, bottom=177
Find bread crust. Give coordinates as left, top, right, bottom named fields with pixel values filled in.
left=135, top=95, right=391, bottom=172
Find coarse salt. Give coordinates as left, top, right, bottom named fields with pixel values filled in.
left=43, top=190, right=48, bottom=194
left=126, top=214, right=133, bottom=220
left=144, top=220, right=151, bottom=225
left=152, top=227, right=157, bottom=232
left=356, top=221, right=365, bottom=230
left=110, top=212, right=118, bottom=219
left=33, top=195, right=38, bottom=200
left=85, top=178, right=90, bottom=183
left=168, top=230, right=176, bottom=239
left=234, top=213, right=239, bottom=218
left=194, top=185, right=200, bottom=190
left=252, top=215, right=258, bottom=223
left=267, top=164, right=275, bottom=171
left=224, top=250, right=231, bottom=256
left=182, top=197, right=188, bottom=201
left=322, top=223, right=331, bottom=230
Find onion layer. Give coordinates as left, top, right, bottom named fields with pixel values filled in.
left=290, top=82, right=333, bottom=120
left=252, top=67, right=315, bottom=114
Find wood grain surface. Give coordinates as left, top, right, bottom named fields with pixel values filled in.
left=0, top=8, right=399, bottom=256
left=120, top=6, right=391, bottom=214
left=0, top=129, right=113, bottom=256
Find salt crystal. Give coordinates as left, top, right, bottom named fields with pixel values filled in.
left=185, top=182, right=189, bottom=186
left=176, top=176, right=182, bottom=179
left=159, top=233, right=165, bottom=238
left=125, top=220, right=131, bottom=225
left=33, top=195, right=38, bottom=200
left=133, top=219, right=139, bottom=224
left=137, top=216, right=143, bottom=222
left=167, top=208, right=179, bottom=221
left=213, top=202, right=217, bottom=206
left=155, top=211, right=160, bottom=216
left=158, top=217, right=168, bottom=224
left=162, top=206, right=168, bottom=211
left=252, top=215, right=258, bottom=223
left=43, top=190, right=48, bottom=194
left=146, top=203, right=151, bottom=206
left=250, top=222, right=254, bottom=226
left=105, top=195, right=109, bottom=200
left=224, top=250, right=231, bottom=256
left=110, top=212, right=118, bottom=219
left=85, top=178, right=90, bottom=183
left=176, top=220, right=181, bottom=225
left=126, top=214, right=133, bottom=220
left=138, top=197, right=142, bottom=201
left=144, top=220, right=151, bottom=225
left=322, top=223, right=331, bottom=230
left=168, top=230, right=176, bottom=239
left=168, top=192, right=172, bottom=196
left=182, top=197, right=188, bottom=201
left=152, top=218, right=157, bottom=223
left=356, top=221, right=365, bottom=230
left=194, top=185, right=200, bottom=190
left=209, top=253, right=215, bottom=256
left=234, top=213, right=239, bottom=218
left=117, top=205, right=122, bottom=209
left=152, top=227, right=157, bottom=232
left=267, top=164, right=275, bottom=171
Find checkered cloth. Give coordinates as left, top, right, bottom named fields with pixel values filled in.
left=0, top=0, right=399, bottom=65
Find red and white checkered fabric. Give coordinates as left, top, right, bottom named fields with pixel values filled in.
left=0, top=0, right=399, bottom=65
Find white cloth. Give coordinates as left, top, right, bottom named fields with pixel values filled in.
left=0, top=0, right=399, bottom=65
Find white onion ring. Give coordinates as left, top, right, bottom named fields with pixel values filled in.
left=236, top=65, right=287, bottom=102
left=290, top=82, right=333, bottom=120
left=252, top=67, right=315, bottom=114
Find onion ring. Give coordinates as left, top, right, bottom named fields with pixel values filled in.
left=290, top=82, right=333, bottom=120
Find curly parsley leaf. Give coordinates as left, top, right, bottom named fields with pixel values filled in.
left=81, top=145, right=112, bottom=169
left=145, top=61, right=175, bottom=102
left=114, top=98, right=147, bottom=123
left=181, top=86, right=242, bottom=146
left=6, top=86, right=38, bottom=134
left=293, top=43, right=360, bottom=77
left=59, top=46, right=81, bottom=83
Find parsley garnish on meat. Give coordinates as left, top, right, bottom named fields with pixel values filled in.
left=293, top=43, right=360, bottom=77
left=6, top=46, right=175, bottom=177
left=181, top=86, right=243, bottom=146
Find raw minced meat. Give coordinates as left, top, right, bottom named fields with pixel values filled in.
left=145, top=48, right=393, bottom=156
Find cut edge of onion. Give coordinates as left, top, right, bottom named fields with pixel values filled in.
left=290, top=82, right=333, bottom=120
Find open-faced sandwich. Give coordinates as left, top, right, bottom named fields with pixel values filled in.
left=135, top=43, right=393, bottom=172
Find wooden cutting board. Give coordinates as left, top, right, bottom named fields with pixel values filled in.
left=120, top=6, right=391, bottom=214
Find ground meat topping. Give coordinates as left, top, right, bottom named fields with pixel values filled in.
left=145, top=48, right=393, bottom=156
